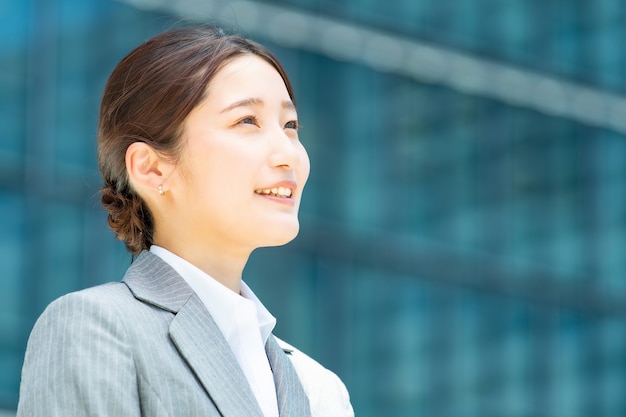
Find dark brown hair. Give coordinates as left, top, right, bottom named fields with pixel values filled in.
left=98, top=25, right=295, bottom=255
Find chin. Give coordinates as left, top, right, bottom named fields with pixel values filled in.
left=263, top=222, right=300, bottom=247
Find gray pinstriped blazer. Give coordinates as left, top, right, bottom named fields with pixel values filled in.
left=17, top=251, right=313, bottom=417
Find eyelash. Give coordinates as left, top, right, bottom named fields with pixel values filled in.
left=285, top=120, right=299, bottom=130
left=238, top=116, right=259, bottom=126
left=237, top=116, right=299, bottom=131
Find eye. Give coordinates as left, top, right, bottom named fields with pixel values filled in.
left=284, top=120, right=299, bottom=130
left=237, top=116, right=259, bottom=126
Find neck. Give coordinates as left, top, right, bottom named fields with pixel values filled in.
left=153, top=236, right=251, bottom=293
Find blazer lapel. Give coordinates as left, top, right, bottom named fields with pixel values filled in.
left=266, top=335, right=312, bottom=417
left=123, top=251, right=262, bottom=417
left=170, top=295, right=263, bottom=417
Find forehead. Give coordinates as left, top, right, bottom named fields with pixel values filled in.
left=205, top=54, right=290, bottom=100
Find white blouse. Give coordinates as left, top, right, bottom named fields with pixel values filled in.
left=150, top=246, right=279, bottom=417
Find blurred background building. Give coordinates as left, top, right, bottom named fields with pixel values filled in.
left=2, top=0, right=626, bottom=416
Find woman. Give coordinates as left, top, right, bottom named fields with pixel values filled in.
left=17, top=25, right=353, bottom=417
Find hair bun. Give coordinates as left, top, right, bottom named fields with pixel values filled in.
left=101, top=182, right=152, bottom=255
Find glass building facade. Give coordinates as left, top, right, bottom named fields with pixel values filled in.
left=2, top=0, right=626, bottom=416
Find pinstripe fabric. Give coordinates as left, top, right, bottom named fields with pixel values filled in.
left=16, top=251, right=314, bottom=417
left=275, top=339, right=355, bottom=417
left=266, top=336, right=312, bottom=417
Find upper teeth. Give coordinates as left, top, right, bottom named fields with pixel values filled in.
left=256, top=186, right=292, bottom=197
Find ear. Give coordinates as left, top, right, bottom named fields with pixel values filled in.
left=125, top=142, right=172, bottom=195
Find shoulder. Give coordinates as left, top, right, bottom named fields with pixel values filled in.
left=25, top=281, right=152, bottom=361
left=275, top=337, right=355, bottom=417
left=35, top=282, right=134, bottom=327
left=18, top=283, right=143, bottom=416
left=47, top=281, right=132, bottom=307
left=26, top=283, right=136, bottom=355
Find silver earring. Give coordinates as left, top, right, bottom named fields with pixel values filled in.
left=158, top=185, right=164, bottom=196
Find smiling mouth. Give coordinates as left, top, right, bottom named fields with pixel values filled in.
left=254, top=186, right=293, bottom=198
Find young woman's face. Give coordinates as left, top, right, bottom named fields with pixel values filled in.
left=167, top=54, right=310, bottom=254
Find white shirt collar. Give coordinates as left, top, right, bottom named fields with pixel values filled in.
left=149, top=245, right=276, bottom=344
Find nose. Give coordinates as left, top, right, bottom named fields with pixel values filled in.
left=269, top=128, right=306, bottom=170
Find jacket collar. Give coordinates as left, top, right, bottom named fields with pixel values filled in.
left=266, top=336, right=313, bottom=417
left=121, top=250, right=311, bottom=417
left=122, top=250, right=194, bottom=313
left=122, top=251, right=263, bottom=416
left=169, top=293, right=265, bottom=417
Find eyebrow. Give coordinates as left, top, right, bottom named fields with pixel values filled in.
left=220, top=97, right=296, bottom=113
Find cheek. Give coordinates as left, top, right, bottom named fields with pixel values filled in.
left=298, top=145, right=311, bottom=183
